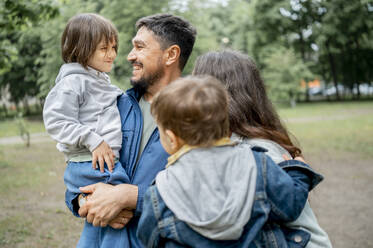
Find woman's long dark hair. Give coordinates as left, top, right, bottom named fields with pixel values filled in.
left=193, top=50, right=301, bottom=157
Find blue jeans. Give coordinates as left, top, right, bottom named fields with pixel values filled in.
left=64, top=160, right=131, bottom=248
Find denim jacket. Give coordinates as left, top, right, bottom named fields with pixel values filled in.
left=236, top=137, right=332, bottom=248
left=137, top=147, right=323, bottom=248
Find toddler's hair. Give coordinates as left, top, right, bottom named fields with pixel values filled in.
left=151, top=75, right=229, bottom=147
left=61, top=13, right=118, bottom=68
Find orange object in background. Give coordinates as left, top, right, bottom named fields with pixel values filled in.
left=301, top=79, right=320, bottom=89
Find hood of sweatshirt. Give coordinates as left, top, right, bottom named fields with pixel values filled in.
left=156, top=142, right=257, bottom=240
left=55, top=63, right=110, bottom=85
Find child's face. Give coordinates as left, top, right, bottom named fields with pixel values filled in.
left=87, top=38, right=117, bottom=73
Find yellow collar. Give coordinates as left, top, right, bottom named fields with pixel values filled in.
left=166, top=137, right=235, bottom=168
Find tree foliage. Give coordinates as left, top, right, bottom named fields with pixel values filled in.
left=0, top=0, right=58, bottom=75
left=1, top=0, right=372, bottom=113
left=0, top=0, right=58, bottom=111
left=262, top=46, right=312, bottom=106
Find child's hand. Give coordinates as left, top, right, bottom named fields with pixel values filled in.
left=282, top=154, right=307, bottom=163
left=92, top=141, right=115, bottom=173
left=108, top=209, right=134, bottom=229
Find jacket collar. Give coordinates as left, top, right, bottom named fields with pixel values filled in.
left=126, top=87, right=145, bottom=102
left=166, top=137, right=235, bottom=168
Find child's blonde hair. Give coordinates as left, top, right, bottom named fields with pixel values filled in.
left=151, top=75, right=229, bottom=147
left=61, top=13, right=118, bottom=68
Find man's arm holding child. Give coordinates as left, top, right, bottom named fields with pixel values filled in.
left=79, top=183, right=138, bottom=227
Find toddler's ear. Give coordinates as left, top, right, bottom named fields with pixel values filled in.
left=165, top=129, right=177, bottom=145
left=165, top=129, right=183, bottom=152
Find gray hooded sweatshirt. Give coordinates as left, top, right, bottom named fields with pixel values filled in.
left=43, top=63, right=123, bottom=161
left=156, top=141, right=257, bottom=240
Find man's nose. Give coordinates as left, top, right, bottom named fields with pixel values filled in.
left=127, top=48, right=136, bottom=62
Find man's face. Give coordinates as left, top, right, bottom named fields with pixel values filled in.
left=127, top=27, right=166, bottom=92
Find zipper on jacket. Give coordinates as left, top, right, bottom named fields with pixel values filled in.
left=127, top=92, right=143, bottom=179
left=130, top=127, right=158, bottom=182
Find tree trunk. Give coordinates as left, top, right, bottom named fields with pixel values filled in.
left=2, top=103, right=7, bottom=115
left=289, top=91, right=296, bottom=108
left=326, top=41, right=341, bottom=100
left=23, top=98, right=30, bottom=115
left=298, top=30, right=310, bottom=102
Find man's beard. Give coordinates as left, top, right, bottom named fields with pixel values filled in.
left=130, top=62, right=164, bottom=93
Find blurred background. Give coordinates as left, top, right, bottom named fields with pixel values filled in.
left=0, top=0, right=372, bottom=247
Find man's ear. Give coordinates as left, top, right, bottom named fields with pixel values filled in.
left=165, top=45, right=180, bottom=66
left=165, top=129, right=181, bottom=151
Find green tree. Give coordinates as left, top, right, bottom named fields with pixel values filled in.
left=262, top=46, right=312, bottom=106
left=169, top=0, right=225, bottom=73
left=314, top=0, right=373, bottom=99
left=0, top=0, right=58, bottom=112
left=0, top=0, right=58, bottom=75
left=0, top=31, right=44, bottom=112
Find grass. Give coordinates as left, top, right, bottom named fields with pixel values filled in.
left=0, top=143, right=52, bottom=195
left=0, top=101, right=372, bottom=246
left=0, top=142, right=83, bottom=247
left=0, top=116, right=45, bottom=138
left=277, top=101, right=373, bottom=159
left=278, top=101, right=373, bottom=119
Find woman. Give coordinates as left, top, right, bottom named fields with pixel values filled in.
left=193, top=50, right=332, bottom=248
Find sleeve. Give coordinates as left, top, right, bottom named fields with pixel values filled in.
left=137, top=185, right=162, bottom=248
left=285, top=200, right=332, bottom=247
left=134, top=183, right=147, bottom=216
left=43, top=86, right=103, bottom=152
left=262, top=154, right=323, bottom=222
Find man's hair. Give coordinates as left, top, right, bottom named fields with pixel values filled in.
left=61, top=13, right=118, bottom=68
left=151, top=75, right=229, bottom=147
left=136, top=13, right=196, bottom=70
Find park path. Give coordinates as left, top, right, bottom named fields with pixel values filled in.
left=2, top=108, right=372, bottom=145
left=2, top=106, right=372, bottom=145
left=285, top=108, right=373, bottom=123
left=0, top=132, right=52, bottom=145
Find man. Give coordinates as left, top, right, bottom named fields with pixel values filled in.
left=74, top=13, right=196, bottom=247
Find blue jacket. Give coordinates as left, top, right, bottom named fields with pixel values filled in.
left=137, top=147, right=323, bottom=248
left=65, top=88, right=169, bottom=248
left=118, top=88, right=169, bottom=248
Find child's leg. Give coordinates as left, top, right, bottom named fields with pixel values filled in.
left=64, top=161, right=130, bottom=216
left=77, top=221, right=130, bottom=248
left=64, top=161, right=131, bottom=248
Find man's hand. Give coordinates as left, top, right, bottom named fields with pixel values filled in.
left=92, top=141, right=115, bottom=172
left=78, top=183, right=138, bottom=227
left=108, top=209, right=134, bottom=229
